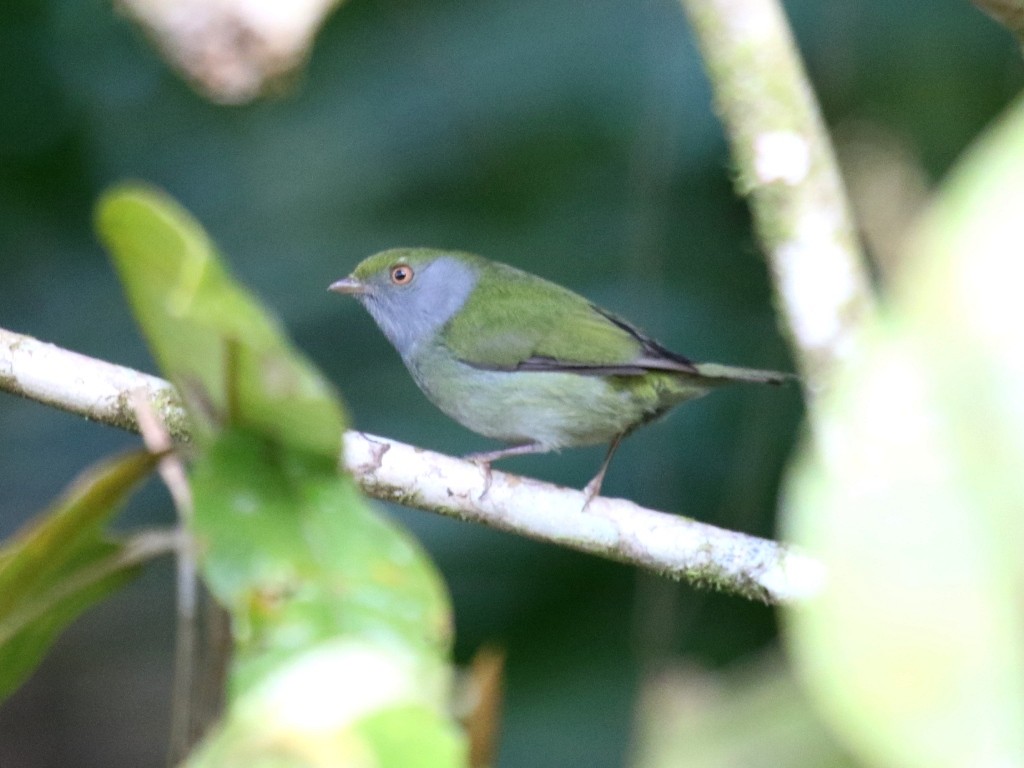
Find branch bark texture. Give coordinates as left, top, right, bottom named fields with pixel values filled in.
left=680, top=0, right=877, bottom=402
left=1, top=327, right=823, bottom=605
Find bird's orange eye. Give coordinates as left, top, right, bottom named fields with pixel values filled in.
left=390, top=264, right=414, bottom=285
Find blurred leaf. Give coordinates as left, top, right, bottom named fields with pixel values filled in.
left=187, top=642, right=465, bottom=768
left=183, top=431, right=464, bottom=765
left=630, top=654, right=855, bottom=768
left=189, top=430, right=454, bottom=694
left=358, top=704, right=467, bottom=767
left=783, top=95, right=1024, bottom=767
left=95, top=184, right=346, bottom=459
left=96, top=185, right=467, bottom=764
left=0, top=450, right=158, bottom=701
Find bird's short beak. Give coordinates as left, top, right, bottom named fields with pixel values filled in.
left=328, top=276, right=368, bottom=296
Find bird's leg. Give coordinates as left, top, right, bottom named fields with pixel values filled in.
left=582, top=432, right=627, bottom=508
left=464, top=442, right=549, bottom=498
left=464, top=442, right=550, bottom=465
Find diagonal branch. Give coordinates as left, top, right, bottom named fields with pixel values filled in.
left=1, top=326, right=822, bottom=604
left=0, top=327, right=190, bottom=441
left=680, top=0, right=877, bottom=404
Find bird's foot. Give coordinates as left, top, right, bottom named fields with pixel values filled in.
left=580, top=433, right=624, bottom=511
left=463, top=443, right=547, bottom=501
left=581, top=475, right=603, bottom=512
left=464, top=453, right=496, bottom=499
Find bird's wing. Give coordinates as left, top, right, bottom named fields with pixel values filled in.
left=443, top=263, right=698, bottom=376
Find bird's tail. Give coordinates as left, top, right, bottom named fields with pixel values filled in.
left=690, top=362, right=793, bottom=386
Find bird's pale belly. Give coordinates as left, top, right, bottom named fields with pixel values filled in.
left=409, top=352, right=703, bottom=450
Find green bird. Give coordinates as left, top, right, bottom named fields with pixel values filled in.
left=330, top=248, right=789, bottom=501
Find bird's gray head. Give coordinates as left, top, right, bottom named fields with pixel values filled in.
left=329, top=248, right=480, bottom=359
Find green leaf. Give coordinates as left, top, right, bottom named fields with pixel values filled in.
left=96, top=185, right=467, bottom=764
left=185, top=640, right=465, bottom=768
left=632, top=655, right=857, bottom=768
left=0, top=450, right=159, bottom=701
left=95, top=184, right=346, bottom=459
left=182, top=429, right=464, bottom=765
left=783, top=95, right=1024, bottom=767
left=357, top=704, right=467, bottom=767
left=190, top=429, right=454, bottom=692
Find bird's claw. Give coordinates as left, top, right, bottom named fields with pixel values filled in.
left=581, top=477, right=602, bottom=512
left=465, top=454, right=494, bottom=499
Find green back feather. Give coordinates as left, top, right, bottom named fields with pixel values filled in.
left=443, top=259, right=649, bottom=368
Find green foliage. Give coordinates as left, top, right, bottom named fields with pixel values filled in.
left=0, top=450, right=158, bottom=701
left=96, top=184, right=346, bottom=458
left=783, top=95, right=1024, bottom=767
left=96, top=186, right=467, bottom=765
left=189, top=430, right=454, bottom=697
left=632, top=655, right=856, bottom=768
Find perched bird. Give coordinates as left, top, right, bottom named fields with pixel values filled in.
left=330, top=248, right=788, bottom=502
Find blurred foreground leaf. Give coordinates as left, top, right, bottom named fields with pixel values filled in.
left=631, top=654, right=854, bottom=768
left=96, top=184, right=346, bottom=459
left=190, top=432, right=453, bottom=689
left=185, top=430, right=462, bottom=767
left=0, top=450, right=159, bottom=701
left=97, top=185, right=467, bottom=765
left=783, top=95, right=1024, bottom=766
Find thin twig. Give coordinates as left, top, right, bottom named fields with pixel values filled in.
left=130, top=391, right=201, bottom=767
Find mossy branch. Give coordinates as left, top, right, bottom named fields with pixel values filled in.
left=680, top=0, right=877, bottom=403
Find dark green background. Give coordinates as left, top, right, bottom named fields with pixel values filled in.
left=0, top=0, right=1018, bottom=765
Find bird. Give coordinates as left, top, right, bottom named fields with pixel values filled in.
left=330, top=248, right=789, bottom=503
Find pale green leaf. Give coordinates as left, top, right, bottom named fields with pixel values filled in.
left=96, top=184, right=346, bottom=459
left=783, top=95, right=1024, bottom=767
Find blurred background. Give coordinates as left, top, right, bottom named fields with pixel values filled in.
left=0, top=0, right=1019, bottom=765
